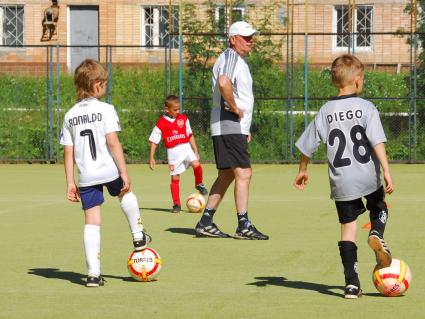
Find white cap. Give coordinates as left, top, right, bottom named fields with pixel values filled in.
left=228, top=21, right=257, bottom=37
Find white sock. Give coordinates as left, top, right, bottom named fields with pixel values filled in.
left=120, top=192, right=144, bottom=240
left=84, top=224, right=100, bottom=277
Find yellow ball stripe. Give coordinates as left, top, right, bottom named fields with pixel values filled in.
left=373, top=269, right=384, bottom=287
left=397, top=260, right=407, bottom=285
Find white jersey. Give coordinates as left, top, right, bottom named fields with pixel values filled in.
left=296, top=95, right=387, bottom=201
left=211, top=48, right=254, bottom=136
left=60, top=97, right=120, bottom=187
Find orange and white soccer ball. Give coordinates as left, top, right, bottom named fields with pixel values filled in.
left=127, top=247, right=162, bottom=282
left=372, top=258, right=412, bottom=296
left=186, top=193, right=206, bottom=213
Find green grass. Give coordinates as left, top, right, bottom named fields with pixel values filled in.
left=0, top=164, right=424, bottom=318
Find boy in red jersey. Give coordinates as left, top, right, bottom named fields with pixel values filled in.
left=149, top=95, right=208, bottom=212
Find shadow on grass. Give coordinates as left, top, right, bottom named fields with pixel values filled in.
left=141, top=207, right=171, bottom=213
left=28, top=268, right=135, bottom=286
left=165, top=227, right=196, bottom=236
left=247, top=276, right=344, bottom=298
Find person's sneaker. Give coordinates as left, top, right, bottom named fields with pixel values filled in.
left=344, top=284, right=362, bottom=299
left=133, top=232, right=152, bottom=251
left=86, top=275, right=105, bottom=287
left=195, top=183, right=208, bottom=196
left=171, top=204, right=182, bottom=213
left=195, top=222, right=230, bottom=238
left=368, top=231, right=392, bottom=267
left=234, top=224, right=269, bottom=240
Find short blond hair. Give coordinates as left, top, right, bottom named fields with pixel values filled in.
left=74, top=59, right=108, bottom=100
left=331, top=54, right=364, bottom=89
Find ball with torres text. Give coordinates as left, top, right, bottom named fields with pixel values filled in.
left=186, top=193, right=206, bottom=213
left=372, top=258, right=412, bottom=296
left=127, top=247, right=162, bottom=282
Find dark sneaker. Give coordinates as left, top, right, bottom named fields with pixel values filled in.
left=195, top=183, right=208, bottom=196
left=86, top=275, right=105, bottom=287
left=344, top=284, right=362, bottom=299
left=368, top=232, right=392, bottom=267
left=234, top=225, right=269, bottom=240
left=133, top=232, right=152, bottom=251
left=171, top=204, right=182, bottom=213
left=195, top=222, right=230, bottom=238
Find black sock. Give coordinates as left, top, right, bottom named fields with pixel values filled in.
left=237, top=211, right=251, bottom=228
left=338, top=241, right=360, bottom=287
left=199, top=207, right=216, bottom=226
left=369, top=209, right=388, bottom=238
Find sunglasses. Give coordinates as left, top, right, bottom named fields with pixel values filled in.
left=239, top=35, right=253, bottom=41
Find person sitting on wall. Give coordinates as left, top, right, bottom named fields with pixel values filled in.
left=42, top=0, right=60, bottom=40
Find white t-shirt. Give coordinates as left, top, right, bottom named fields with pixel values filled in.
left=60, top=98, right=120, bottom=187
left=211, top=48, right=254, bottom=136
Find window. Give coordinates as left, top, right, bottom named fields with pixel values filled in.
left=215, top=6, right=245, bottom=34
left=333, top=5, right=373, bottom=50
left=141, top=6, right=179, bottom=48
left=0, top=5, right=24, bottom=45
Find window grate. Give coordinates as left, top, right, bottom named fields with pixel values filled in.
left=1, top=5, right=24, bottom=46
left=142, top=6, right=179, bottom=48
left=334, top=5, right=373, bottom=50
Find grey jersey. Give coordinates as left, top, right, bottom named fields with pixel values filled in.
left=296, top=95, right=387, bottom=201
left=211, top=48, right=254, bottom=136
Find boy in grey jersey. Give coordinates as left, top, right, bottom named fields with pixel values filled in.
left=294, top=55, right=394, bottom=299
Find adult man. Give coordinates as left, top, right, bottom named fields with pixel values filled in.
left=195, top=21, right=269, bottom=240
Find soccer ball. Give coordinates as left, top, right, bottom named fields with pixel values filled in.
left=186, top=193, right=206, bottom=213
left=127, top=247, right=162, bottom=282
left=372, top=258, right=412, bottom=296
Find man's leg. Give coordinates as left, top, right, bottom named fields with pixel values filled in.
left=206, top=169, right=235, bottom=209
left=195, top=169, right=234, bottom=238
left=233, top=167, right=251, bottom=213
left=233, top=167, right=268, bottom=240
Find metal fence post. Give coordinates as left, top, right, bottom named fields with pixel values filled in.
left=48, top=45, right=54, bottom=162
left=56, top=44, right=61, bottom=163
left=106, top=45, right=113, bottom=104
left=304, top=32, right=309, bottom=129
left=413, top=32, right=418, bottom=162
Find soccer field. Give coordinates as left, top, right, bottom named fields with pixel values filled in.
left=0, top=164, right=424, bottom=319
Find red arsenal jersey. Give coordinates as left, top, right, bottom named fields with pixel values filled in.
left=155, top=114, right=191, bottom=148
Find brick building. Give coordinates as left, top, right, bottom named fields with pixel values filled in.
left=0, top=0, right=415, bottom=73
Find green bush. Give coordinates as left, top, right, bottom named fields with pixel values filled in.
left=0, top=67, right=421, bottom=162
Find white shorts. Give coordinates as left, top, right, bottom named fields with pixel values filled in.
left=167, top=143, right=197, bottom=176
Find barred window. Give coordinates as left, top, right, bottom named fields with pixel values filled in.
left=141, top=6, right=179, bottom=48
left=334, top=5, right=373, bottom=50
left=215, top=6, right=245, bottom=34
left=0, top=5, right=24, bottom=46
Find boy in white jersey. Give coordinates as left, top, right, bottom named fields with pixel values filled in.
left=294, top=55, right=394, bottom=299
left=149, top=95, right=208, bottom=213
left=60, top=59, right=150, bottom=287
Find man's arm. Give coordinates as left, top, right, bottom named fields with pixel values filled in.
left=106, top=132, right=130, bottom=194
left=373, top=142, right=394, bottom=194
left=218, top=75, right=243, bottom=119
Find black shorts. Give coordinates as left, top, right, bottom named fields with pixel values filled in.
left=79, top=177, right=123, bottom=210
left=335, top=186, right=386, bottom=224
left=212, top=134, right=251, bottom=169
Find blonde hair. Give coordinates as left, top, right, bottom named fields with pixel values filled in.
left=331, top=54, right=364, bottom=89
left=74, top=59, right=108, bottom=100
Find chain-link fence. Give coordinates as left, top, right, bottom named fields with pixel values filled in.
left=0, top=34, right=422, bottom=163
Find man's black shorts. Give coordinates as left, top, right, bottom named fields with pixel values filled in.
left=212, top=134, right=251, bottom=169
left=335, top=186, right=386, bottom=224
